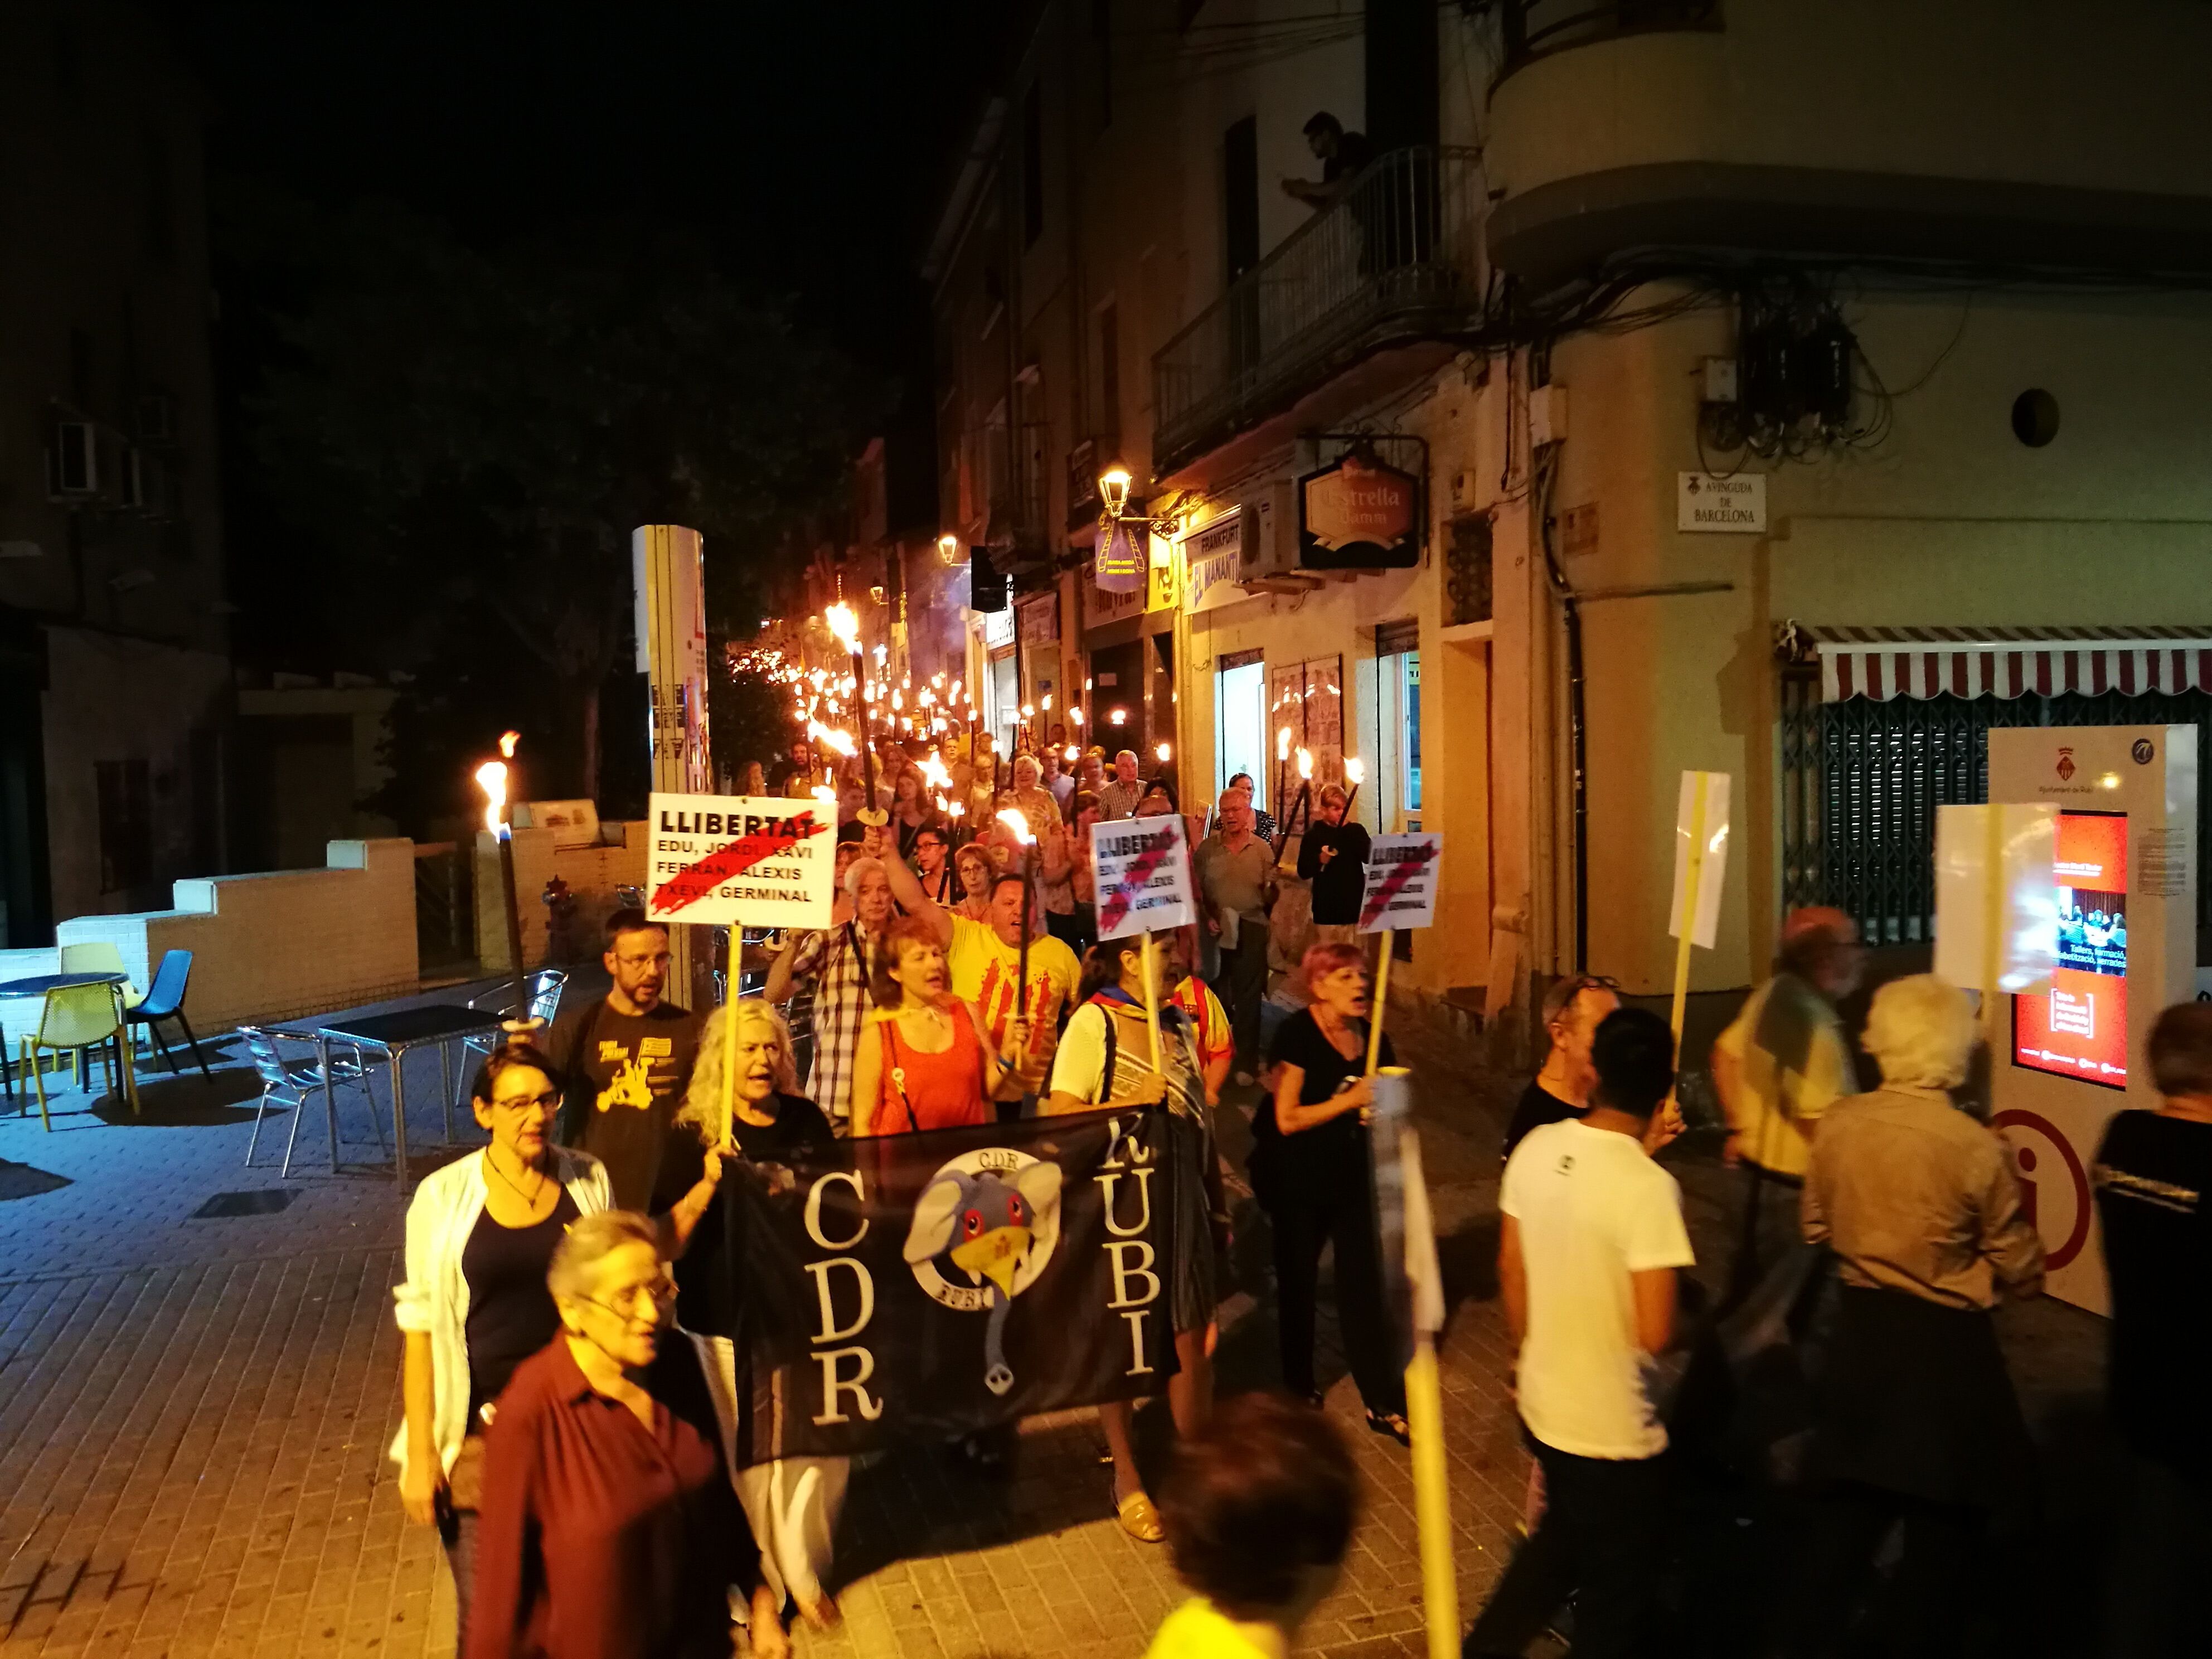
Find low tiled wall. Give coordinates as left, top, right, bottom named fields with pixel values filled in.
left=55, top=839, right=420, bottom=1033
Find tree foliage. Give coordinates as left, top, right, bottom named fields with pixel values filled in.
left=247, top=200, right=879, bottom=808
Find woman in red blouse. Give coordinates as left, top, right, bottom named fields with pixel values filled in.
left=847, top=914, right=1012, bottom=1134
left=468, top=1211, right=771, bottom=1659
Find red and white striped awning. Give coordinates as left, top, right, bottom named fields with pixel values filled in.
left=1805, top=625, right=2212, bottom=702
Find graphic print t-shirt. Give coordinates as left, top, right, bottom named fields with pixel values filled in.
left=1501, top=1118, right=1695, bottom=1460
left=945, top=916, right=1080, bottom=1074
left=548, top=999, right=701, bottom=1211
left=2094, top=1109, right=2212, bottom=1483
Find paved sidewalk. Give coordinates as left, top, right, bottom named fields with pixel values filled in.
left=0, top=986, right=2114, bottom=1658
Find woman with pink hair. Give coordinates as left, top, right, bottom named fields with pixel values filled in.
left=1251, top=941, right=1409, bottom=1443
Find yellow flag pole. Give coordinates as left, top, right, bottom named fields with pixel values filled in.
left=716, top=923, right=739, bottom=1147
left=1408, top=1328, right=1456, bottom=1658
left=1138, top=929, right=1162, bottom=1071
left=1365, top=933, right=1394, bottom=1075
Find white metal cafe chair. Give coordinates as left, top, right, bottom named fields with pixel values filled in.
left=240, top=1026, right=380, bottom=1176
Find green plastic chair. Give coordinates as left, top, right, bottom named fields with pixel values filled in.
left=17, top=982, right=139, bottom=1129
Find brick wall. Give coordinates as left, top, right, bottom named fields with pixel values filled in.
left=54, top=838, right=420, bottom=1032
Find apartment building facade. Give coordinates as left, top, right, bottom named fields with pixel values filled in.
left=928, top=0, right=2212, bottom=1044
left=0, top=2, right=231, bottom=945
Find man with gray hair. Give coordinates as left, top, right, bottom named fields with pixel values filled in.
left=1196, top=785, right=1278, bottom=1079
left=1100, top=749, right=1145, bottom=821
left=764, top=855, right=898, bottom=1136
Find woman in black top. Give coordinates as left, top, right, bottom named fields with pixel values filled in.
left=1255, top=941, right=1409, bottom=1443
left=668, top=1000, right=842, bottom=1641
left=1294, top=783, right=1371, bottom=933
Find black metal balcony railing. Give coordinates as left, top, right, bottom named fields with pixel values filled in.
left=1151, top=146, right=1483, bottom=474
left=1498, top=0, right=1721, bottom=75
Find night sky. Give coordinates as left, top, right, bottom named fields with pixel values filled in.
left=155, top=1, right=1011, bottom=390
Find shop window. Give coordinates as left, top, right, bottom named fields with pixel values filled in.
left=1215, top=652, right=1265, bottom=802
left=1373, top=624, right=1420, bottom=829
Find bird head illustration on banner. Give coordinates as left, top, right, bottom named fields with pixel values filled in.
left=903, top=1152, right=1065, bottom=1395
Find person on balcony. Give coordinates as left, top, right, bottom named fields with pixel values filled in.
left=1281, top=111, right=1372, bottom=210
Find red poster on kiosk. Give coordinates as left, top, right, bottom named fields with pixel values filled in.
left=2014, top=811, right=2129, bottom=1089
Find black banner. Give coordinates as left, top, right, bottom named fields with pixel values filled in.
left=718, top=1108, right=1178, bottom=1461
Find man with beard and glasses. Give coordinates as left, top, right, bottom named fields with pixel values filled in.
left=544, top=910, right=701, bottom=1213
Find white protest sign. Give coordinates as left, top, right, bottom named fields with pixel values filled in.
left=1666, top=772, right=1730, bottom=949
left=1359, top=833, right=1442, bottom=933
left=1092, top=813, right=1196, bottom=939
left=1934, top=803, right=2058, bottom=995
left=646, top=793, right=836, bottom=930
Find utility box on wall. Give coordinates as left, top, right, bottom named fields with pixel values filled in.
left=1985, top=724, right=2198, bottom=1313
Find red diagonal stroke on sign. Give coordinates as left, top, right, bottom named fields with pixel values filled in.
left=648, top=813, right=831, bottom=916
left=1360, top=848, right=1435, bottom=929
left=1097, top=834, right=1177, bottom=934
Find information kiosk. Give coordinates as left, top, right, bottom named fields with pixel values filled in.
left=1985, top=725, right=2198, bottom=1312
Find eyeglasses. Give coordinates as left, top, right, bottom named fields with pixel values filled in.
left=490, top=1090, right=562, bottom=1113
left=581, top=1274, right=678, bottom=1318
left=615, top=952, right=672, bottom=971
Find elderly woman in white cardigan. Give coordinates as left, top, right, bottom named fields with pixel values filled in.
left=388, top=1045, right=620, bottom=1645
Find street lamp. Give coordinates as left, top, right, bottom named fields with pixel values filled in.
left=938, top=532, right=961, bottom=565
left=1099, top=465, right=1132, bottom=518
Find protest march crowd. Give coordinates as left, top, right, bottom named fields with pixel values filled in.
left=388, top=731, right=2210, bottom=1659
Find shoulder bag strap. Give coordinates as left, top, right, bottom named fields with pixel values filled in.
left=1095, top=1003, right=1118, bottom=1105
left=879, top=1020, right=916, bottom=1134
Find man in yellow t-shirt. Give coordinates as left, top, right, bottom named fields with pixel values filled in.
left=1711, top=906, right=1864, bottom=1294
left=883, top=855, right=1079, bottom=1107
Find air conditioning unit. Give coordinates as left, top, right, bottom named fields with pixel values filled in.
left=1235, top=480, right=1313, bottom=594
left=47, top=421, right=97, bottom=497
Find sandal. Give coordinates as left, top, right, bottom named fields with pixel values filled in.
left=1115, top=1488, right=1165, bottom=1543
left=1366, top=1410, right=1411, bottom=1447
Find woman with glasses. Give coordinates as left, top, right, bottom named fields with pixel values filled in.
left=467, top=1211, right=770, bottom=1659
left=951, top=843, right=996, bottom=922
left=390, top=1046, right=612, bottom=1648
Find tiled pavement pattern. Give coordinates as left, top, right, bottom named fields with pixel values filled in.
left=1, top=984, right=2111, bottom=1658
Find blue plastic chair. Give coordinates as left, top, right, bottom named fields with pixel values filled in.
left=125, top=950, right=211, bottom=1079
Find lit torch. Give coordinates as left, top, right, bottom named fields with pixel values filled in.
left=473, top=730, right=530, bottom=1021
left=1343, top=755, right=1366, bottom=819
left=1274, top=725, right=1293, bottom=829
left=996, top=807, right=1039, bottom=1022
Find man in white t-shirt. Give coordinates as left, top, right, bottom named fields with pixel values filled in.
left=1464, top=1005, right=1694, bottom=1659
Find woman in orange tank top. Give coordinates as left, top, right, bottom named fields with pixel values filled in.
left=849, top=915, right=1012, bottom=1134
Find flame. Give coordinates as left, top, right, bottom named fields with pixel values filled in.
left=498, top=730, right=519, bottom=759
left=996, top=808, right=1035, bottom=846
left=1070, top=705, right=1084, bottom=725
left=1041, top=694, right=1053, bottom=711
left=811, top=784, right=838, bottom=806
left=948, top=800, right=966, bottom=819
left=1064, top=745, right=1079, bottom=763
left=474, top=759, right=510, bottom=836
left=1156, top=743, right=1172, bottom=763
left=1020, top=703, right=1034, bottom=720
left=1277, top=726, right=1293, bottom=760
left=1297, top=748, right=1313, bottom=779
left=920, top=754, right=953, bottom=790
left=825, top=603, right=860, bottom=652
left=1109, top=709, right=1127, bottom=726
left=1343, top=756, right=1367, bottom=784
